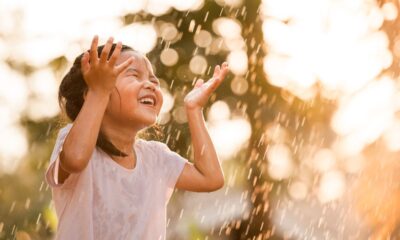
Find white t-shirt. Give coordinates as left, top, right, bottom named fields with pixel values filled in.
left=45, top=124, right=187, bottom=240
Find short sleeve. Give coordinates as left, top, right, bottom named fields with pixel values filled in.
left=151, top=141, right=188, bottom=189
left=45, top=124, right=79, bottom=188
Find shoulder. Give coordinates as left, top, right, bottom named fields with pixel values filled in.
left=135, top=139, right=175, bottom=164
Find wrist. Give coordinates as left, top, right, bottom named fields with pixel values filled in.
left=185, top=104, right=203, bottom=113
left=86, top=89, right=111, bottom=102
left=185, top=106, right=204, bottom=122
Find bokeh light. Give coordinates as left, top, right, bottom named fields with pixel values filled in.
left=160, top=48, right=179, bottom=66
left=266, top=144, right=294, bottom=180
left=194, top=30, right=213, bottom=48
left=189, top=55, right=208, bottom=75
left=117, top=23, right=158, bottom=53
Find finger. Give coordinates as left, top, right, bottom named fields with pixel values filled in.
left=211, top=63, right=228, bottom=89
left=89, top=35, right=99, bottom=65
left=213, top=65, right=220, bottom=78
left=219, top=62, right=229, bottom=80
left=115, top=56, right=134, bottom=75
left=202, top=77, right=220, bottom=95
left=100, top=37, right=114, bottom=63
left=109, top=41, right=122, bottom=66
left=194, top=79, right=204, bottom=88
left=206, top=64, right=228, bottom=92
left=81, top=51, right=90, bottom=74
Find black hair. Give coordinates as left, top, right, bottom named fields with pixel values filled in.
left=58, top=44, right=133, bottom=157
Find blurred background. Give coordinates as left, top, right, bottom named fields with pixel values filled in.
left=1, top=0, right=400, bottom=239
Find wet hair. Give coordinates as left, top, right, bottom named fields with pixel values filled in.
left=58, top=43, right=134, bottom=157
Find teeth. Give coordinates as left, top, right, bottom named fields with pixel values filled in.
left=139, top=97, right=155, bottom=105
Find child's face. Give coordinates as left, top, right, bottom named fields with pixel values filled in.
left=105, top=50, right=163, bottom=129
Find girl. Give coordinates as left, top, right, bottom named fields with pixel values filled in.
left=45, top=36, right=228, bottom=239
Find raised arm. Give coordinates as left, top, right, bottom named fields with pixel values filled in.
left=175, top=63, right=229, bottom=192
left=58, top=36, right=132, bottom=182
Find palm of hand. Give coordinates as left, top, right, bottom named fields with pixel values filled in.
left=184, top=63, right=229, bottom=109
left=81, top=36, right=133, bottom=95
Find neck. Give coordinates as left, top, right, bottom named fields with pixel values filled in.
left=100, top=123, right=139, bottom=156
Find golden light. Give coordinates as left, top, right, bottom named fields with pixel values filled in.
left=215, top=0, right=243, bottom=8
left=119, top=0, right=146, bottom=14
left=207, top=101, right=251, bottom=160
left=317, top=170, right=346, bottom=203
left=158, top=86, right=174, bottom=125
left=288, top=181, right=308, bottom=200
left=263, top=54, right=291, bottom=88
left=316, top=31, right=391, bottom=94
left=265, top=123, right=288, bottom=144
left=20, top=0, right=124, bottom=38
left=159, top=23, right=179, bottom=42
left=207, top=100, right=231, bottom=122
left=116, top=23, right=158, bottom=54
left=208, top=37, right=227, bottom=55
left=170, top=0, right=204, bottom=11
left=261, top=0, right=392, bottom=99
left=28, top=69, right=58, bottom=98
left=26, top=69, right=60, bottom=120
left=212, top=18, right=242, bottom=40
left=189, top=55, right=208, bottom=75
left=230, top=76, right=248, bottom=96
left=208, top=118, right=251, bottom=161
left=382, top=2, right=398, bottom=21
left=331, top=78, right=397, bottom=149
left=160, top=88, right=175, bottom=114
left=172, top=106, right=188, bottom=124
left=312, top=148, right=336, bottom=173
left=0, top=105, right=17, bottom=129
left=79, top=20, right=123, bottom=42
left=0, top=125, right=28, bottom=174
left=383, top=119, right=400, bottom=151
left=160, top=48, right=179, bottom=66
left=224, top=37, right=246, bottom=52
left=266, top=144, right=294, bottom=180
left=0, top=63, right=28, bottom=174
left=0, top=64, right=28, bottom=112
left=261, top=0, right=293, bottom=21
left=145, top=0, right=171, bottom=16
left=227, top=50, right=248, bottom=76
left=262, top=19, right=293, bottom=55
left=157, top=113, right=171, bottom=125
left=342, top=154, right=365, bottom=174
left=194, top=30, right=213, bottom=48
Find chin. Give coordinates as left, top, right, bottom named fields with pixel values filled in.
left=136, top=114, right=158, bottom=128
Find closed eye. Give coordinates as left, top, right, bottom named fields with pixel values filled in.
left=126, top=68, right=140, bottom=78
left=149, top=76, right=160, bottom=86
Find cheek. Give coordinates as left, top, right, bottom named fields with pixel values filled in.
left=158, top=94, right=164, bottom=112
left=115, top=88, right=139, bottom=111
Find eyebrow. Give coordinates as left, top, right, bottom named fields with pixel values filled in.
left=125, top=68, right=159, bottom=82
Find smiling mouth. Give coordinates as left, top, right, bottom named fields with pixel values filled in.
left=138, top=95, right=157, bottom=107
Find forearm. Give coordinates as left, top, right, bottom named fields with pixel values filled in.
left=61, top=90, right=110, bottom=173
left=186, top=107, right=224, bottom=185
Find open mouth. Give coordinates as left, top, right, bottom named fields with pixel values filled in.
left=138, top=95, right=156, bottom=107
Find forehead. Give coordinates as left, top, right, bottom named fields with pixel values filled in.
left=117, top=50, right=154, bottom=74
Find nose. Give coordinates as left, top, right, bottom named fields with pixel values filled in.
left=143, top=80, right=156, bottom=92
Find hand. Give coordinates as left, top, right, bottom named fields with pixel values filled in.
left=81, top=36, right=133, bottom=96
left=184, top=62, right=229, bottom=110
